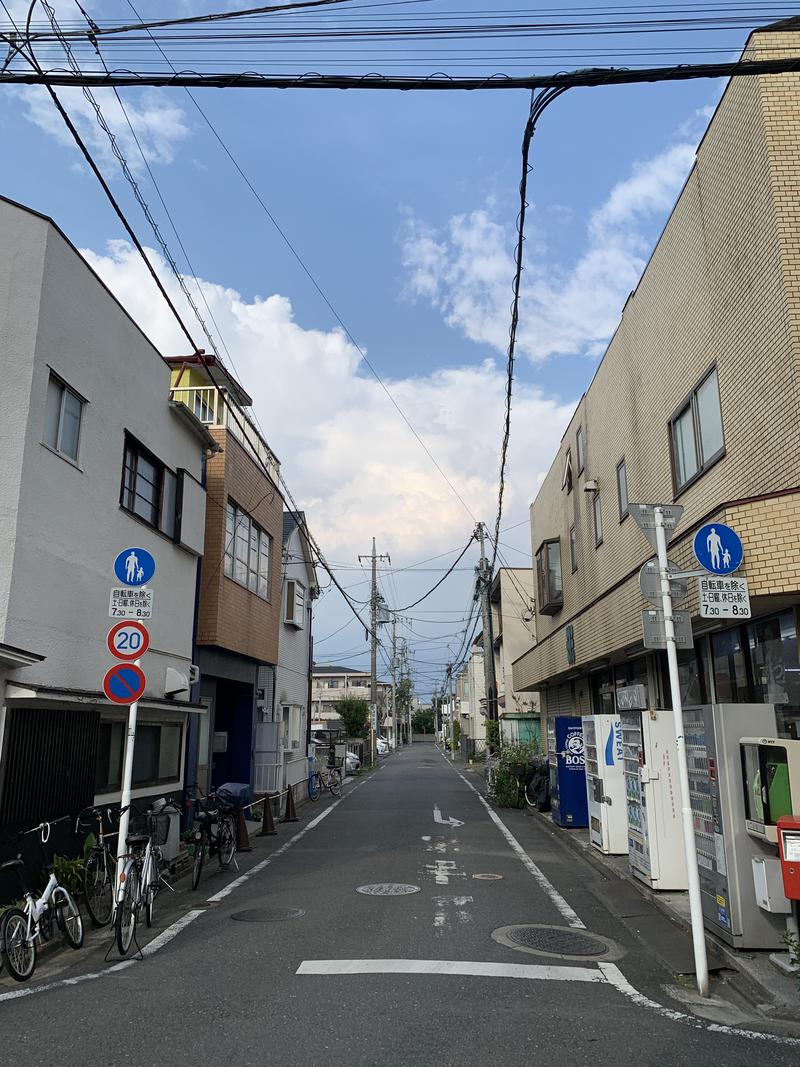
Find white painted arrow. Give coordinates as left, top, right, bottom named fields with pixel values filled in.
left=433, top=805, right=464, bottom=828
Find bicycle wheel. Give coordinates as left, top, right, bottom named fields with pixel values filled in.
left=1, top=908, right=36, bottom=982
left=84, top=848, right=114, bottom=927
left=192, top=829, right=206, bottom=890
left=54, top=887, right=84, bottom=949
left=218, top=815, right=236, bottom=869
left=308, top=772, right=320, bottom=802
left=115, top=862, right=139, bottom=956
left=524, top=778, right=537, bottom=808
left=328, top=768, right=342, bottom=797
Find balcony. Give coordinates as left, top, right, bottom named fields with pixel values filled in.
left=170, top=385, right=280, bottom=486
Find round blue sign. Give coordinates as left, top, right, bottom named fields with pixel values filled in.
left=113, top=547, right=156, bottom=587
left=693, top=522, right=743, bottom=575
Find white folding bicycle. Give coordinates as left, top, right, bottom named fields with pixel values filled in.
left=0, top=816, right=84, bottom=982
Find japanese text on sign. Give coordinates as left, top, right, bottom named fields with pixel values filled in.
left=109, top=586, right=154, bottom=620
left=698, top=575, right=751, bottom=619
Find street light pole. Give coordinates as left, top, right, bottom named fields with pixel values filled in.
left=654, top=506, right=709, bottom=998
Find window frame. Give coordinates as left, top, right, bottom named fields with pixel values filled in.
left=285, top=579, right=306, bottom=628
left=535, top=538, right=563, bottom=616
left=616, top=457, right=629, bottom=522
left=576, top=425, right=585, bottom=475
left=120, top=433, right=178, bottom=539
left=223, top=498, right=272, bottom=601
left=668, top=364, right=726, bottom=496
left=562, top=449, right=573, bottom=494
left=42, top=370, right=86, bottom=465
left=569, top=524, right=577, bottom=574
left=592, top=491, right=603, bottom=547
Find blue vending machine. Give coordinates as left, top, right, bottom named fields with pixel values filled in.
left=548, top=716, right=589, bottom=828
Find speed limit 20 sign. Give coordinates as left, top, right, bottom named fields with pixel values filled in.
left=107, top=620, right=150, bottom=661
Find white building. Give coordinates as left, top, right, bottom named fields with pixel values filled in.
left=274, top=511, right=318, bottom=792
left=457, top=636, right=486, bottom=754
left=489, top=568, right=540, bottom=744
left=311, top=664, right=391, bottom=726
left=0, top=195, right=211, bottom=830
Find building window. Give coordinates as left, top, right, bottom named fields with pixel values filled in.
left=569, top=525, right=577, bottom=573
left=43, top=372, right=84, bottom=463
left=535, top=539, right=563, bottom=615
left=95, top=719, right=182, bottom=792
left=593, top=492, right=603, bottom=546
left=561, top=450, right=573, bottom=494
left=121, top=435, right=177, bottom=537
left=670, top=366, right=725, bottom=492
left=285, top=580, right=306, bottom=627
left=576, top=425, right=585, bottom=474
left=281, top=705, right=302, bottom=750
left=616, top=458, right=628, bottom=521
left=224, top=500, right=271, bottom=599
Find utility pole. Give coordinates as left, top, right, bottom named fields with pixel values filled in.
left=475, top=522, right=498, bottom=749
left=390, top=615, right=397, bottom=750
left=359, top=537, right=390, bottom=767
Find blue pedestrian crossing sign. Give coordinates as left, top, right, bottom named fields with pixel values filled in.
left=693, top=522, right=743, bottom=575
left=113, top=547, right=156, bottom=587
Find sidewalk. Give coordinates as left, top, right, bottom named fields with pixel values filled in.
left=456, top=754, right=800, bottom=1021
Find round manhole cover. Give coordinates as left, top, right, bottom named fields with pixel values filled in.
left=231, top=907, right=305, bottom=922
left=492, top=924, right=622, bottom=961
left=472, top=873, right=504, bottom=881
left=356, top=883, right=420, bottom=896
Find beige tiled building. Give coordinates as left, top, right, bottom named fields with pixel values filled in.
left=513, top=21, right=800, bottom=742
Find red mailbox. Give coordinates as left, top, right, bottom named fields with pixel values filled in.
left=777, top=816, right=800, bottom=901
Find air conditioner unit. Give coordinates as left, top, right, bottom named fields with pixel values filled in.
left=164, top=667, right=189, bottom=698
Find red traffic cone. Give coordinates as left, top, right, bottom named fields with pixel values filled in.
left=236, top=807, right=253, bottom=852
left=283, top=783, right=299, bottom=823
left=261, top=795, right=278, bottom=836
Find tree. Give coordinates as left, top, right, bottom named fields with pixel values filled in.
left=411, top=707, right=435, bottom=734
left=338, top=697, right=369, bottom=739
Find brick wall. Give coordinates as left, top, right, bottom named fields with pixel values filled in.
left=197, top=427, right=283, bottom=663
left=514, top=26, right=800, bottom=691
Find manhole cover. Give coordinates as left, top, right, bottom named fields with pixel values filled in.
left=492, top=924, right=622, bottom=961
left=231, top=907, right=305, bottom=922
left=356, top=883, right=420, bottom=896
left=473, top=873, right=504, bottom=881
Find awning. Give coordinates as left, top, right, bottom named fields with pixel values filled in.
left=4, top=682, right=207, bottom=714
left=0, top=642, right=45, bottom=670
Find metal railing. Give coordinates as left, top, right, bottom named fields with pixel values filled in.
left=253, top=760, right=281, bottom=795
left=170, top=385, right=280, bottom=485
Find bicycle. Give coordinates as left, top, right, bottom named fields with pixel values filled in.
left=188, top=787, right=238, bottom=892
left=0, top=817, right=84, bottom=982
left=76, top=805, right=116, bottom=927
left=308, top=756, right=342, bottom=800
left=114, top=801, right=177, bottom=956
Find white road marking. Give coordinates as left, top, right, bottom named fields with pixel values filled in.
left=421, top=835, right=431, bottom=842
left=296, top=958, right=603, bottom=983
left=425, top=859, right=466, bottom=886
left=433, top=805, right=464, bottom=828
left=0, top=909, right=205, bottom=1003
left=456, top=771, right=585, bottom=929
left=206, top=800, right=342, bottom=902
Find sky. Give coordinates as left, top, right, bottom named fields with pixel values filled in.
left=0, top=1, right=777, bottom=697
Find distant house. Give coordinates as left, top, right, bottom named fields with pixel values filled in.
left=311, top=664, right=391, bottom=727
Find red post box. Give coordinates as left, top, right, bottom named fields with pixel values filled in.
left=777, top=816, right=800, bottom=901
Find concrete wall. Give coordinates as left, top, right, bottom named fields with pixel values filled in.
left=0, top=200, right=205, bottom=698
left=514, top=30, right=800, bottom=692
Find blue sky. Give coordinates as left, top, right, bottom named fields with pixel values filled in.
left=0, top=1, right=771, bottom=694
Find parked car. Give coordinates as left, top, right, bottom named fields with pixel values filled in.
left=345, top=751, right=361, bottom=774
left=376, top=737, right=389, bottom=755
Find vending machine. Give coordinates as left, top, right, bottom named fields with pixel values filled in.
left=683, top=704, right=786, bottom=949
left=548, top=716, right=588, bottom=828
left=621, top=709, right=687, bottom=890
left=583, top=715, right=627, bottom=854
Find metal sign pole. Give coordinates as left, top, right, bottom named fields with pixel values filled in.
left=654, top=507, right=709, bottom=997
left=115, top=657, right=140, bottom=902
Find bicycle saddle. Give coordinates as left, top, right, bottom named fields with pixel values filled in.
left=0, top=856, right=23, bottom=870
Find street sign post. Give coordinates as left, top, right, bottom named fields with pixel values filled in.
left=107, top=620, right=150, bottom=660
left=632, top=503, right=709, bottom=997
left=113, top=547, right=156, bottom=586
left=102, top=662, right=146, bottom=705
left=698, top=575, right=751, bottom=619
left=639, top=558, right=688, bottom=605
left=629, top=503, right=684, bottom=552
left=693, top=522, right=743, bottom=575
left=109, top=587, right=154, bottom=620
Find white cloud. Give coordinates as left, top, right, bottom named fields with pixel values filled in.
left=16, top=86, right=191, bottom=171
left=401, top=139, right=697, bottom=363
left=81, top=241, right=574, bottom=563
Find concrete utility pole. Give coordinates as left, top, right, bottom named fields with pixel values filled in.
left=475, top=522, right=498, bottom=747
left=390, top=615, right=397, bottom=749
left=359, top=538, right=390, bottom=766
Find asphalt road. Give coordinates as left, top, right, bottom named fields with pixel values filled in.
left=1, top=746, right=799, bottom=1066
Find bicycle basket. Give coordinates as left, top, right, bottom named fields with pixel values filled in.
left=128, top=812, right=170, bottom=846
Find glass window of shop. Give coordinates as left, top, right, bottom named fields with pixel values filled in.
left=747, top=611, right=800, bottom=739
left=711, top=627, right=750, bottom=703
